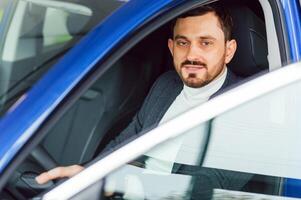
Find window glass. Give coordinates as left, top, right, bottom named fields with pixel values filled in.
left=42, top=7, right=79, bottom=47
left=205, top=80, right=301, bottom=180
left=99, top=78, right=301, bottom=199
left=2, top=19, right=166, bottom=199
left=0, top=0, right=125, bottom=115
left=0, top=10, right=2, bottom=23
left=0, top=0, right=9, bottom=23
left=70, top=180, right=104, bottom=200
left=0, top=1, right=6, bottom=23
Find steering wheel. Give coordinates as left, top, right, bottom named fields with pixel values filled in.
left=5, top=146, right=58, bottom=199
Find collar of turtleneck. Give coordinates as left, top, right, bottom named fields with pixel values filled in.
left=146, top=67, right=228, bottom=172
left=181, top=67, right=227, bottom=106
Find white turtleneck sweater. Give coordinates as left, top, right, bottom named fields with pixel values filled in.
left=145, top=68, right=228, bottom=173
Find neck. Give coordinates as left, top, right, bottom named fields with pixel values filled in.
left=182, top=67, right=228, bottom=103
left=213, top=65, right=226, bottom=82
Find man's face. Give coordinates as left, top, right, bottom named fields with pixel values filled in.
left=168, top=12, right=237, bottom=88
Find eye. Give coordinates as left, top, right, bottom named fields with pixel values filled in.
left=176, top=40, right=188, bottom=46
left=201, top=41, right=213, bottom=46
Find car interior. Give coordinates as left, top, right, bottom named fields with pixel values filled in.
left=0, top=0, right=124, bottom=113
left=1, top=0, right=285, bottom=199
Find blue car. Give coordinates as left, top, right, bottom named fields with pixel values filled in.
left=0, top=0, right=301, bottom=199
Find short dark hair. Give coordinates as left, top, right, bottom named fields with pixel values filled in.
left=171, top=3, right=233, bottom=41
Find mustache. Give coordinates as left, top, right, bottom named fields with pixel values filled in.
left=181, top=60, right=207, bottom=68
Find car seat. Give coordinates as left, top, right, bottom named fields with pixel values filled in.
left=41, top=23, right=168, bottom=165
left=227, top=4, right=269, bottom=77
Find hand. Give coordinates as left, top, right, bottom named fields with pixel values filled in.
left=35, top=165, right=84, bottom=184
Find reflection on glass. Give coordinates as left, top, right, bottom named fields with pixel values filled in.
left=205, top=81, right=301, bottom=179
left=0, top=10, right=3, bottom=23
left=100, top=79, right=301, bottom=199
left=0, top=0, right=124, bottom=116
left=0, top=0, right=9, bottom=23
left=102, top=122, right=215, bottom=200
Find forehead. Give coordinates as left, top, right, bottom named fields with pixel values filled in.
left=173, top=12, right=224, bottom=40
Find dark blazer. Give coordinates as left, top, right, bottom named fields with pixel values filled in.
left=102, top=69, right=252, bottom=199
left=104, top=69, right=240, bottom=149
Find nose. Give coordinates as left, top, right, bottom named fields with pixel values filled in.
left=186, top=44, right=202, bottom=62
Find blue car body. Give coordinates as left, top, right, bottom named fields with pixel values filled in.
left=0, top=0, right=300, bottom=197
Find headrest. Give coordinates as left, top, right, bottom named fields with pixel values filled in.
left=66, top=13, right=91, bottom=35
left=228, top=5, right=269, bottom=77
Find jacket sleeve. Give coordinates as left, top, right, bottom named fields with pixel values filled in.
left=189, top=168, right=253, bottom=199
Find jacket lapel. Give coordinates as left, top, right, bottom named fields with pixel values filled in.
left=151, top=69, right=240, bottom=125
left=211, top=69, right=241, bottom=98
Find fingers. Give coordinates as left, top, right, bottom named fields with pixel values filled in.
left=36, top=165, right=84, bottom=184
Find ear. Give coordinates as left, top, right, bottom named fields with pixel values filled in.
left=168, top=38, right=174, bottom=57
left=225, top=39, right=237, bottom=64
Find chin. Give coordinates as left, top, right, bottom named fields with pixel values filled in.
left=184, top=79, right=207, bottom=88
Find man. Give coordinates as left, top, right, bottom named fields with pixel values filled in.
left=36, top=4, right=251, bottom=193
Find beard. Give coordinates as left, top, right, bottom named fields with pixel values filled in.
left=178, top=53, right=226, bottom=88
left=184, top=73, right=210, bottom=88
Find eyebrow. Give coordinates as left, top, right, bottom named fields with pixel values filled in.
left=174, top=35, right=188, bottom=40
left=199, top=36, right=217, bottom=40
left=174, top=35, right=217, bottom=40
